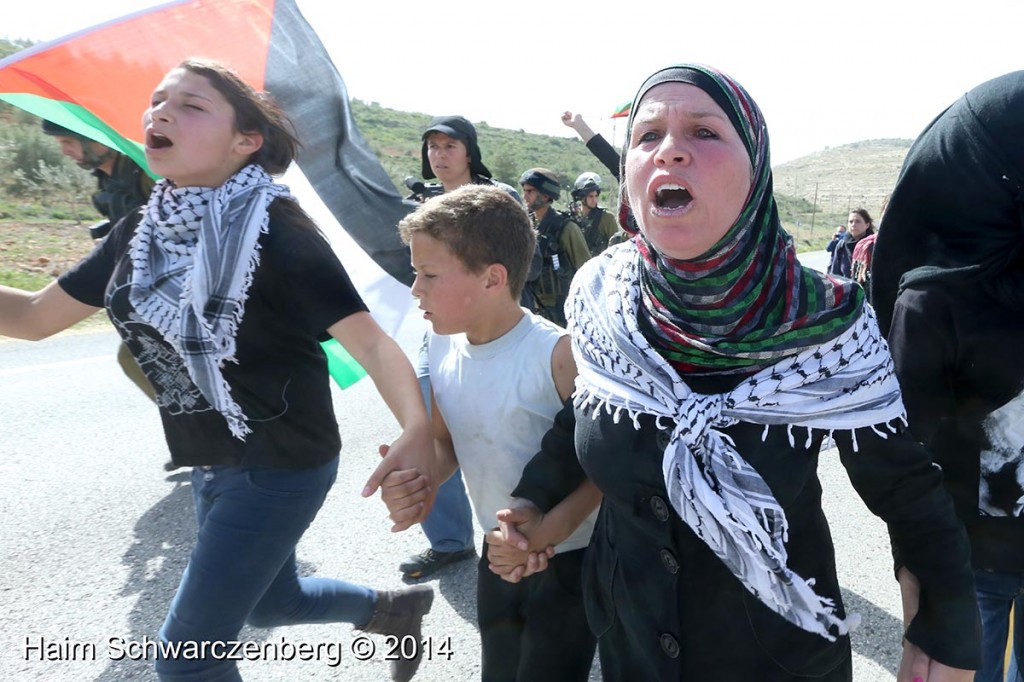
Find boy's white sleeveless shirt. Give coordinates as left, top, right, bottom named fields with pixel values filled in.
left=428, top=310, right=596, bottom=553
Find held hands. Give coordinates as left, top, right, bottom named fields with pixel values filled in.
left=364, top=418, right=432, bottom=491
left=364, top=439, right=436, bottom=533
left=488, top=499, right=556, bottom=583
left=896, top=568, right=975, bottom=682
left=484, top=530, right=541, bottom=582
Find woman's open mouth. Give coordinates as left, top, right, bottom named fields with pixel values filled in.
left=655, top=183, right=693, bottom=209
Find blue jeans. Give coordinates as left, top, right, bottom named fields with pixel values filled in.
left=417, top=342, right=475, bottom=553
left=975, top=568, right=1024, bottom=682
left=155, top=457, right=376, bottom=681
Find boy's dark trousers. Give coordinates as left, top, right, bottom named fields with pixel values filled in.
left=477, top=543, right=595, bottom=682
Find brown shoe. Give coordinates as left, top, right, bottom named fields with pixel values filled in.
left=359, top=585, right=434, bottom=681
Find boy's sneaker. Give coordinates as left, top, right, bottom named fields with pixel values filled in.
left=399, top=548, right=476, bottom=579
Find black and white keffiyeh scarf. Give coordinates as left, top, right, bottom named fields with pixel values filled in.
left=568, top=244, right=907, bottom=640
left=129, top=164, right=291, bottom=440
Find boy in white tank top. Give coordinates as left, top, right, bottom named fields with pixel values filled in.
left=377, top=184, right=601, bottom=681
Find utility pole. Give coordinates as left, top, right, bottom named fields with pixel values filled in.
left=811, top=182, right=818, bottom=234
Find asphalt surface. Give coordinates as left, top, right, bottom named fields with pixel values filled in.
left=0, top=251, right=907, bottom=681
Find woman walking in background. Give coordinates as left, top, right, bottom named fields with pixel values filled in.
left=828, top=208, right=876, bottom=279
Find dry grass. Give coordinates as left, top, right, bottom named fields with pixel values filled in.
left=0, top=220, right=95, bottom=288
left=0, top=141, right=913, bottom=290
left=0, top=220, right=109, bottom=332
left=773, top=139, right=912, bottom=218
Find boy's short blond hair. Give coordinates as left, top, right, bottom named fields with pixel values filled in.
left=398, top=185, right=536, bottom=299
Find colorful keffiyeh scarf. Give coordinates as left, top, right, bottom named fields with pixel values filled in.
left=128, top=164, right=291, bottom=440
left=568, top=244, right=907, bottom=640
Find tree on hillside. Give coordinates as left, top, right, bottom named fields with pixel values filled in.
left=0, top=40, right=35, bottom=125
left=15, top=159, right=96, bottom=224
left=489, top=152, right=519, bottom=189
left=2, top=123, right=68, bottom=194
left=0, top=40, right=104, bottom=222
left=0, top=38, right=32, bottom=60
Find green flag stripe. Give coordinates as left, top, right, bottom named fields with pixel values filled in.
left=0, top=94, right=154, bottom=177
left=320, top=338, right=367, bottom=389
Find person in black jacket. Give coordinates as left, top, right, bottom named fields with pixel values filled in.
left=873, top=70, right=1024, bottom=682
left=489, top=64, right=981, bottom=681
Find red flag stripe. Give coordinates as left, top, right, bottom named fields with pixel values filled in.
left=0, top=0, right=276, bottom=144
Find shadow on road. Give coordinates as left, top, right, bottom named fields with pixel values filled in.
left=842, top=587, right=902, bottom=676
left=92, top=476, right=377, bottom=680
left=95, top=479, right=194, bottom=681
left=436, top=558, right=478, bottom=626
left=397, top=550, right=479, bottom=627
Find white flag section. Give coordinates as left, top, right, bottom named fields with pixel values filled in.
left=265, top=0, right=423, bottom=346
left=281, top=164, right=417, bottom=338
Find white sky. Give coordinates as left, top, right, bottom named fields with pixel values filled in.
left=4, top=0, right=1023, bottom=164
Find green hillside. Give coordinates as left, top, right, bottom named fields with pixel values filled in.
left=351, top=99, right=619, bottom=206
left=771, top=139, right=911, bottom=249
left=353, top=100, right=913, bottom=251
left=0, top=37, right=914, bottom=252
left=774, top=139, right=911, bottom=217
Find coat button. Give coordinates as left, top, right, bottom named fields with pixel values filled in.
left=650, top=496, right=670, bottom=522
left=660, top=633, right=680, bottom=658
left=655, top=430, right=671, bottom=451
left=660, top=548, right=679, bottom=574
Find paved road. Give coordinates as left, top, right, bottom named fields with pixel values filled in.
left=801, top=248, right=830, bottom=273
left=0, top=264, right=905, bottom=682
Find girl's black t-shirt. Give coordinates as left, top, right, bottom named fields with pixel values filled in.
left=58, top=202, right=368, bottom=469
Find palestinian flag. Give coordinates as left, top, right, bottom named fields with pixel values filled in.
left=611, top=101, right=632, bottom=119
left=0, top=0, right=419, bottom=388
